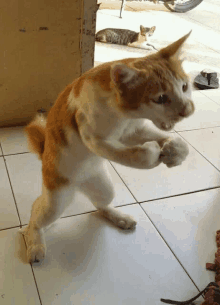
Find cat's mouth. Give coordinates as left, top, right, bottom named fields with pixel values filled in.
left=153, top=120, right=174, bottom=131
left=161, top=117, right=183, bottom=131
left=161, top=122, right=174, bottom=131
left=159, top=114, right=183, bottom=131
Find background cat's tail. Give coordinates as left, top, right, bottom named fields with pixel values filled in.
left=25, top=114, right=47, bottom=160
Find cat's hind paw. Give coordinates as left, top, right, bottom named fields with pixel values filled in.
left=27, top=244, right=46, bottom=263
left=100, top=207, right=137, bottom=230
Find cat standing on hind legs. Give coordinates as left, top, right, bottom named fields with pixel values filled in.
left=21, top=31, right=194, bottom=263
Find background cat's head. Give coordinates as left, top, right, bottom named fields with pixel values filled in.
left=140, top=25, right=156, bottom=40
left=111, top=31, right=194, bottom=131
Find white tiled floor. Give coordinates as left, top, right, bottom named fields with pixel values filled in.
left=1, top=89, right=220, bottom=304
left=1, top=1, right=220, bottom=303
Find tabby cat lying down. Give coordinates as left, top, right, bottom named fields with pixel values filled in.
left=96, top=25, right=156, bottom=49
left=21, top=31, right=194, bottom=263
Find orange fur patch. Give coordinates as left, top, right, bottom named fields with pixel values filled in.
left=41, top=84, right=79, bottom=191
left=73, top=77, right=85, bottom=98
left=25, top=115, right=46, bottom=160
left=73, top=63, right=117, bottom=98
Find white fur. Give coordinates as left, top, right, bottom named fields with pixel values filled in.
left=21, top=110, right=188, bottom=263
left=22, top=47, right=194, bottom=263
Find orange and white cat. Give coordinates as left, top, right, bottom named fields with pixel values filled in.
left=21, top=32, right=194, bottom=263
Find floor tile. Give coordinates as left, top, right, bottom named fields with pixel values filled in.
left=5, top=153, right=136, bottom=225
left=0, top=157, right=20, bottom=230
left=28, top=205, right=203, bottom=305
left=200, top=89, right=220, bottom=106
left=141, top=188, right=220, bottom=290
left=0, top=227, right=41, bottom=304
left=95, top=41, right=155, bottom=63
left=179, top=126, right=220, bottom=171
left=5, top=154, right=42, bottom=225
left=112, top=133, right=220, bottom=202
left=0, top=126, right=29, bottom=155
left=174, top=90, right=220, bottom=131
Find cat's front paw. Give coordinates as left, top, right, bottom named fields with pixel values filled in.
left=27, top=244, right=46, bottom=263
left=20, top=226, right=46, bottom=263
left=133, top=141, right=161, bottom=169
left=160, top=137, right=189, bottom=168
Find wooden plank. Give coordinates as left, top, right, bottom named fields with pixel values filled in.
left=81, top=0, right=97, bottom=74
left=0, top=0, right=83, bottom=127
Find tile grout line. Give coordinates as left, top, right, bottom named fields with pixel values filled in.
left=175, top=125, right=220, bottom=133
left=0, top=143, right=3, bottom=155
left=29, top=265, right=43, bottom=305
left=20, top=202, right=138, bottom=226
left=124, top=4, right=137, bottom=12
left=0, top=145, right=43, bottom=304
left=0, top=143, right=23, bottom=228
left=177, top=131, right=220, bottom=174
left=18, top=187, right=220, bottom=229
left=1, top=130, right=219, bottom=220
left=0, top=128, right=218, bottom=300
left=2, top=151, right=30, bottom=157
left=0, top=225, right=23, bottom=232
left=60, top=201, right=139, bottom=220
left=109, top=131, right=220, bottom=206
left=139, top=204, right=204, bottom=296
left=137, top=185, right=220, bottom=205
left=19, top=223, right=43, bottom=304
left=20, top=187, right=220, bottom=225
left=109, top=161, right=139, bottom=203
left=198, top=92, right=220, bottom=106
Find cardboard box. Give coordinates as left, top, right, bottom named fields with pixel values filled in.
left=0, top=0, right=97, bottom=127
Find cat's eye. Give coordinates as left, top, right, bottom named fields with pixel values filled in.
left=154, top=94, right=169, bottom=105
left=182, top=83, right=188, bottom=92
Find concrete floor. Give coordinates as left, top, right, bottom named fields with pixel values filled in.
left=95, top=0, right=220, bottom=90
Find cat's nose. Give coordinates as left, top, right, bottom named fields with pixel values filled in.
left=179, top=100, right=195, bottom=117
left=179, top=106, right=186, bottom=117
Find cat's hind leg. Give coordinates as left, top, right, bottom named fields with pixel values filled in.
left=78, top=160, right=137, bottom=230
left=20, top=185, right=75, bottom=263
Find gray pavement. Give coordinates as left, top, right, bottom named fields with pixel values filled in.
left=95, top=0, right=220, bottom=90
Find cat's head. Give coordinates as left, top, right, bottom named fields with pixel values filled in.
left=140, top=25, right=156, bottom=40
left=111, top=31, right=194, bottom=131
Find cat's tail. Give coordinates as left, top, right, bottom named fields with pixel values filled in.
left=25, top=114, right=47, bottom=160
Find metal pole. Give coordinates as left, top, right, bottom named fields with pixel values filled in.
left=119, top=0, right=126, bottom=18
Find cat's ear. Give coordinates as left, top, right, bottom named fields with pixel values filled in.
left=150, top=26, right=156, bottom=34
left=159, top=31, right=192, bottom=59
left=111, top=64, right=145, bottom=89
left=140, top=25, right=145, bottom=33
